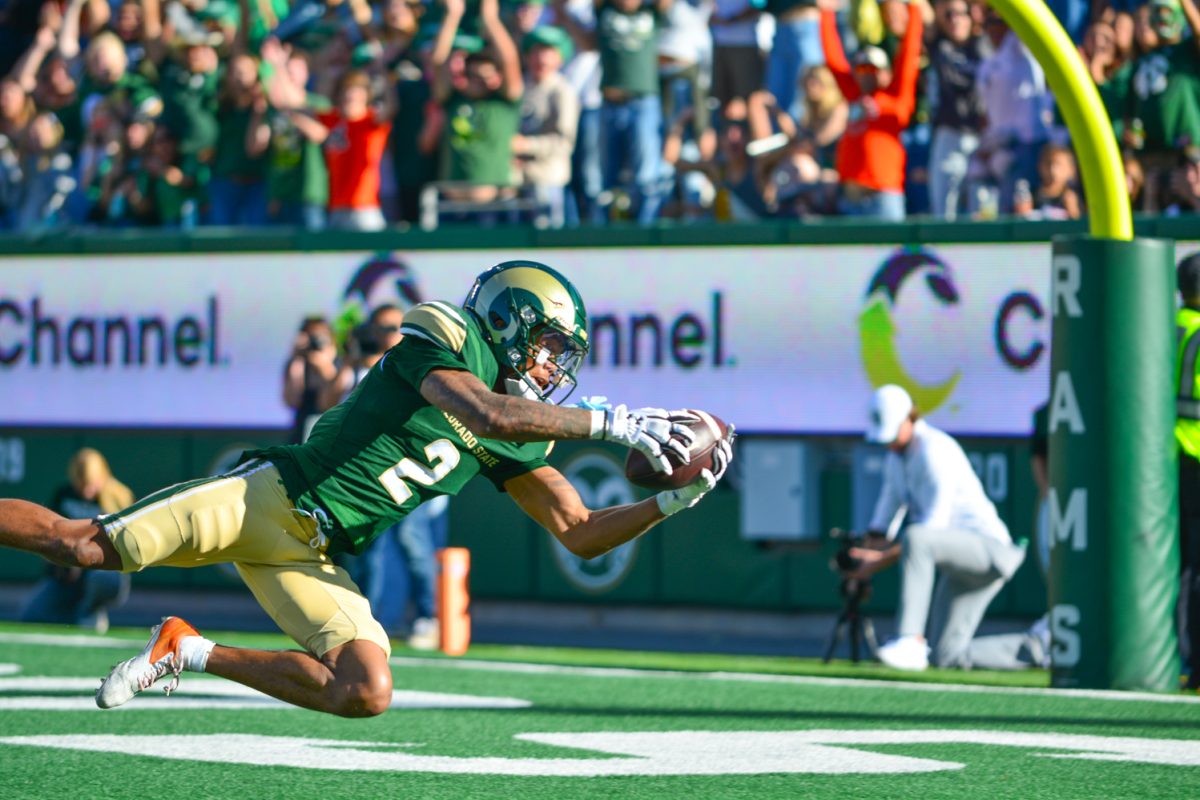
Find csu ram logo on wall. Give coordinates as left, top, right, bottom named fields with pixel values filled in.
left=551, top=451, right=639, bottom=593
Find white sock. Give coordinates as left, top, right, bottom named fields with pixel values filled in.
left=178, top=635, right=215, bottom=673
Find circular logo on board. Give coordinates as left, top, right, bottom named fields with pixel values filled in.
left=551, top=451, right=639, bottom=594
left=859, top=247, right=963, bottom=414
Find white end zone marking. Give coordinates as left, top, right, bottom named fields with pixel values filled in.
left=0, top=632, right=146, bottom=648
left=0, top=664, right=19, bottom=676
left=2, top=731, right=1199, bottom=776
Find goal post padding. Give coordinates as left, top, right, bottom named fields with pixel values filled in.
left=1048, top=235, right=1179, bottom=691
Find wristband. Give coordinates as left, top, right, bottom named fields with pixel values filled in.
left=589, top=409, right=607, bottom=439
left=655, top=491, right=677, bottom=517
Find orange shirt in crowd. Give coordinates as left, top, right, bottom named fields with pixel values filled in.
left=317, top=109, right=393, bottom=211
left=820, top=7, right=923, bottom=193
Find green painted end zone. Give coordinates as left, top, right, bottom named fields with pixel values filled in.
left=1, top=623, right=1197, bottom=799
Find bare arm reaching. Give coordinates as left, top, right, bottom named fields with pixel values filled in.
left=479, top=0, right=523, bottom=101
left=430, top=0, right=466, bottom=104
left=9, top=26, right=56, bottom=92
left=506, top=466, right=665, bottom=558
left=419, top=368, right=696, bottom=472
left=57, top=0, right=87, bottom=60
left=420, top=367, right=595, bottom=441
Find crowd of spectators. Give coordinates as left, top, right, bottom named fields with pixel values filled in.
left=0, top=0, right=1198, bottom=229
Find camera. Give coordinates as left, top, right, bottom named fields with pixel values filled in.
left=831, top=528, right=865, bottom=574
left=351, top=323, right=382, bottom=358
left=828, top=528, right=872, bottom=606
left=306, top=333, right=332, bottom=353
left=823, top=528, right=879, bottom=663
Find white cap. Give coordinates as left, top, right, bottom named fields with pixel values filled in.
left=866, top=384, right=913, bottom=444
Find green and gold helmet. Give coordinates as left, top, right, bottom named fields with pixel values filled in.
left=463, top=260, right=589, bottom=404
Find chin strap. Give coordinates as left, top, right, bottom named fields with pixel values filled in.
left=504, top=375, right=542, bottom=402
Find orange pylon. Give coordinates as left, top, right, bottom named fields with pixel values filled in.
left=436, top=547, right=471, bottom=656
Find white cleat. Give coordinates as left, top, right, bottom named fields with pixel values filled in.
left=96, top=616, right=200, bottom=709
left=877, top=635, right=930, bottom=671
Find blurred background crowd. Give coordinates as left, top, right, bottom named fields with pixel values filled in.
left=0, top=0, right=1197, bottom=230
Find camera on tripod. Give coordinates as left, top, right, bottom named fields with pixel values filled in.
left=830, top=528, right=871, bottom=605
left=823, top=528, right=879, bottom=663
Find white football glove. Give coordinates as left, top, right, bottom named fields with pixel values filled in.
left=657, top=469, right=716, bottom=516
left=711, top=433, right=734, bottom=481
left=656, top=428, right=735, bottom=516
left=590, top=405, right=697, bottom=475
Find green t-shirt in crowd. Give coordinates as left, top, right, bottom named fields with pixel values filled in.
left=267, top=94, right=331, bottom=206
left=136, top=155, right=210, bottom=225
left=247, top=302, right=551, bottom=555
left=441, top=90, right=520, bottom=185
left=1131, top=41, right=1200, bottom=153
left=64, top=71, right=160, bottom=149
left=212, top=104, right=268, bottom=180
left=597, top=3, right=662, bottom=96
left=159, top=63, right=222, bottom=156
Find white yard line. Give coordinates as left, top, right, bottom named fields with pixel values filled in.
left=390, top=656, right=1200, bottom=706
left=0, top=676, right=530, bottom=712
left=3, top=630, right=1193, bottom=706
left=0, top=632, right=146, bottom=648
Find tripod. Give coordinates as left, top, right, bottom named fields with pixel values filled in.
left=823, top=577, right=879, bottom=663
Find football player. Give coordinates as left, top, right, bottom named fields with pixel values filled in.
left=0, top=261, right=734, bottom=716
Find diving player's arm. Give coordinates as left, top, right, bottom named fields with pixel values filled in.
left=420, top=369, right=692, bottom=474
left=504, top=466, right=666, bottom=559
left=420, top=368, right=594, bottom=442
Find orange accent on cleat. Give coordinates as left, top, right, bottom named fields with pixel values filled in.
left=149, top=617, right=200, bottom=665
left=95, top=616, right=202, bottom=709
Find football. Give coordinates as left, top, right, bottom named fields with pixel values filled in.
left=624, top=410, right=732, bottom=491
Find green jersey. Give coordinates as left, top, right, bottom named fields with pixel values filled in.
left=159, top=63, right=221, bottom=156
left=248, top=302, right=552, bottom=554
left=1131, top=42, right=1200, bottom=153
left=597, top=3, right=662, bottom=96
left=441, top=90, right=521, bottom=185
left=267, top=93, right=331, bottom=206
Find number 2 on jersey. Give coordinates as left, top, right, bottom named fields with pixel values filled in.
left=378, top=439, right=461, bottom=505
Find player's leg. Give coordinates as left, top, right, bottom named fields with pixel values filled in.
left=98, top=611, right=393, bottom=718
left=221, top=557, right=395, bottom=716
left=205, top=639, right=392, bottom=717
left=0, top=499, right=123, bottom=570
left=96, top=459, right=395, bottom=716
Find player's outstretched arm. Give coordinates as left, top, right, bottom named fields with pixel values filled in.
left=421, top=368, right=594, bottom=440
left=420, top=369, right=694, bottom=472
left=505, top=466, right=667, bottom=559
left=505, top=438, right=734, bottom=560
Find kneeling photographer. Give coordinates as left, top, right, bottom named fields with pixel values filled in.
left=849, top=385, right=1029, bottom=672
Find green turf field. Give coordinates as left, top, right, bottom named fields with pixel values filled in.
left=1, top=622, right=1198, bottom=799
